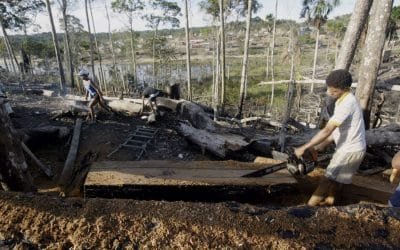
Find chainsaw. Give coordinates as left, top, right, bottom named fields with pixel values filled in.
left=242, top=148, right=318, bottom=178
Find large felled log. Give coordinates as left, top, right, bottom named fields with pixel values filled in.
left=177, top=122, right=248, bottom=158
left=64, top=95, right=142, bottom=115
left=0, top=96, right=35, bottom=191
left=365, top=123, right=400, bottom=146
left=64, top=95, right=217, bottom=131
left=150, top=97, right=216, bottom=131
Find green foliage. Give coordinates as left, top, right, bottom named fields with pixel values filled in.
left=300, top=0, right=340, bottom=29
left=111, top=0, right=145, bottom=15
left=199, top=0, right=262, bottom=20
left=297, top=34, right=315, bottom=45
left=387, top=6, right=400, bottom=40
left=0, top=0, right=44, bottom=30
left=145, top=0, right=181, bottom=31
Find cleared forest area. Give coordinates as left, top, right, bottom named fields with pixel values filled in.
left=1, top=0, right=400, bottom=249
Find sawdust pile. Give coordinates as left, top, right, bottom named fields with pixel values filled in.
left=1, top=192, right=400, bottom=249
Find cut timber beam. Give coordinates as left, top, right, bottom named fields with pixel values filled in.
left=59, top=118, right=82, bottom=189
left=85, top=160, right=295, bottom=186
left=84, top=160, right=296, bottom=198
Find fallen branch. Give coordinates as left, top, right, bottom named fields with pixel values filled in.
left=21, top=142, right=53, bottom=178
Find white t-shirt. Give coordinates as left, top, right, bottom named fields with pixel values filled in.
left=328, top=92, right=366, bottom=153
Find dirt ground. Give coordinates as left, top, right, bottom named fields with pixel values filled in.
left=1, top=83, right=400, bottom=249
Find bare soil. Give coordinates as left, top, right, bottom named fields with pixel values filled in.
left=1, top=85, right=400, bottom=249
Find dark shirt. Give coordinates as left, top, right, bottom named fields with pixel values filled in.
left=142, top=87, right=159, bottom=98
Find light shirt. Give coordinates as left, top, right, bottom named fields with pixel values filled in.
left=328, top=92, right=366, bottom=152
left=83, top=79, right=97, bottom=97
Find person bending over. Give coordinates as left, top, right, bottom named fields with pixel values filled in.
left=140, top=86, right=165, bottom=114
left=295, top=69, right=366, bottom=206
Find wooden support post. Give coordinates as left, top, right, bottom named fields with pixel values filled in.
left=59, top=118, right=82, bottom=189
left=21, top=142, right=53, bottom=178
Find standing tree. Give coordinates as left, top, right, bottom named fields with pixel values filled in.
left=301, top=0, right=340, bottom=93
left=45, top=0, right=67, bottom=94
left=237, top=0, right=253, bottom=118
left=184, top=0, right=192, bottom=100
left=144, top=0, right=181, bottom=87
left=112, top=0, right=144, bottom=89
left=335, top=0, right=372, bottom=70
left=219, top=0, right=226, bottom=107
left=104, top=0, right=121, bottom=92
left=89, top=0, right=106, bottom=93
left=84, top=0, right=96, bottom=81
left=0, top=1, right=44, bottom=73
left=57, top=0, right=76, bottom=88
left=356, top=0, right=393, bottom=129
left=270, top=0, right=277, bottom=106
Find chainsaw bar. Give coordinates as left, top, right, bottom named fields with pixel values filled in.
left=241, top=162, right=288, bottom=178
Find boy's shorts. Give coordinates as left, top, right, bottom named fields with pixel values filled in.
left=325, top=150, right=366, bottom=184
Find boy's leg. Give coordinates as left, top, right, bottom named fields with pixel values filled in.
left=88, top=97, right=99, bottom=120
left=320, top=150, right=365, bottom=206
left=323, top=181, right=342, bottom=206
left=307, top=176, right=332, bottom=206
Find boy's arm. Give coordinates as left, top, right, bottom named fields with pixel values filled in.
left=295, top=122, right=337, bottom=158
left=85, top=90, right=89, bottom=100
left=390, top=152, right=400, bottom=184
left=314, top=134, right=334, bottom=152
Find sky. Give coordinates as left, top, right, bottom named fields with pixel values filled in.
left=24, top=0, right=400, bottom=34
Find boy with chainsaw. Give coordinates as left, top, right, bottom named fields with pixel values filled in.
left=294, top=69, right=366, bottom=206
left=389, top=151, right=400, bottom=207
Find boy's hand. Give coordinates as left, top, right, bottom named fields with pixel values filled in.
left=294, top=146, right=306, bottom=159
left=390, top=169, right=400, bottom=185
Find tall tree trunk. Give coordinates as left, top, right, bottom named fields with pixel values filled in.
left=153, top=30, right=157, bottom=87
left=356, top=0, right=393, bottom=129
left=104, top=0, right=117, bottom=95
left=61, top=0, right=75, bottom=88
left=237, top=0, right=252, bottom=118
left=129, top=15, right=136, bottom=90
left=310, top=28, right=319, bottom=93
left=89, top=0, right=106, bottom=92
left=184, top=0, right=192, bottom=101
left=45, top=0, right=66, bottom=94
left=336, top=0, right=373, bottom=70
left=270, top=0, right=277, bottom=106
left=0, top=21, right=18, bottom=73
left=213, top=27, right=220, bottom=121
left=84, top=0, right=96, bottom=79
left=265, top=45, right=269, bottom=80
left=219, top=0, right=226, bottom=107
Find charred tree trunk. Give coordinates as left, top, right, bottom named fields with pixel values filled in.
left=0, top=96, right=35, bottom=191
